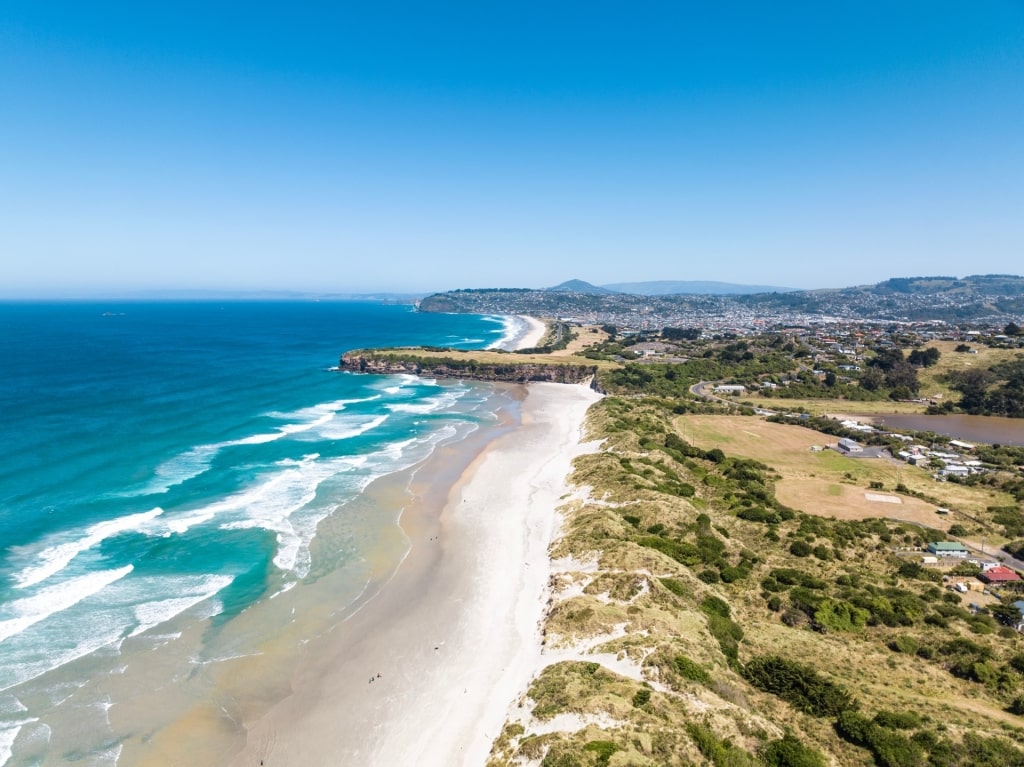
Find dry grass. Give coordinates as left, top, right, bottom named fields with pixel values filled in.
left=742, top=394, right=927, bottom=416
left=488, top=398, right=1024, bottom=767
left=677, top=414, right=1016, bottom=523
left=916, top=341, right=1024, bottom=400
left=550, top=324, right=611, bottom=357
left=361, top=346, right=621, bottom=370
left=742, top=341, right=1023, bottom=412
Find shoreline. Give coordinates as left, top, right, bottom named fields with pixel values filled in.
left=223, top=380, right=600, bottom=766
left=492, top=315, right=548, bottom=351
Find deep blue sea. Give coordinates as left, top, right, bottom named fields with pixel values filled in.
left=0, top=301, right=519, bottom=765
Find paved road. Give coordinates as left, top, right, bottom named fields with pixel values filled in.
left=690, top=380, right=729, bottom=404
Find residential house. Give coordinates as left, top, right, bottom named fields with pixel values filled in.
left=927, top=541, right=969, bottom=558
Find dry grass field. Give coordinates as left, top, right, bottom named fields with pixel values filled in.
left=741, top=395, right=926, bottom=416
left=677, top=414, right=1016, bottom=528
left=361, top=346, right=621, bottom=370
left=916, top=340, right=1024, bottom=400
left=550, top=324, right=610, bottom=357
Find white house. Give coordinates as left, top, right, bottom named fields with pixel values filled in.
left=713, top=385, right=747, bottom=394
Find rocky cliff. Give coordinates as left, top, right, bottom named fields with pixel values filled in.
left=339, top=351, right=602, bottom=390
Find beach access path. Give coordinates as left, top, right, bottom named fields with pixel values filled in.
left=227, top=380, right=600, bottom=767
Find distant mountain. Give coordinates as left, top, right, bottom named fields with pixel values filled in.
left=602, top=280, right=795, bottom=295
left=546, top=279, right=619, bottom=295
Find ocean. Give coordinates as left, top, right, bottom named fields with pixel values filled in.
left=0, top=301, right=522, bottom=766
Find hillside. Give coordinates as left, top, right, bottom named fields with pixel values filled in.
left=487, top=394, right=1024, bottom=767
left=603, top=280, right=795, bottom=295
left=338, top=328, right=1024, bottom=767
left=418, top=274, right=1024, bottom=325
left=549, top=280, right=620, bottom=295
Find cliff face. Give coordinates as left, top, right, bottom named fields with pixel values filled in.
left=339, top=352, right=602, bottom=390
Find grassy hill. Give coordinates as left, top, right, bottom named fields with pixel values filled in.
left=487, top=396, right=1024, bottom=767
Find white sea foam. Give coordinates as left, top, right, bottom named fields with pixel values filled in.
left=316, top=413, right=389, bottom=441
left=12, top=511, right=160, bottom=590
left=0, top=719, right=34, bottom=766
left=0, top=618, right=135, bottom=691
left=128, top=575, right=234, bottom=637
left=148, top=452, right=323, bottom=542
left=385, top=389, right=462, bottom=415
left=267, top=395, right=380, bottom=422
left=485, top=314, right=521, bottom=349
left=0, top=566, right=133, bottom=645
left=212, top=419, right=465, bottom=577
left=93, top=743, right=122, bottom=767
left=129, top=589, right=231, bottom=638
left=276, top=452, right=322, bottom=466
left=372, top=374, right=421, bottom=395
left=0, top=696, right=27, bottom=717
left=136, top=396, right=383, bottom=495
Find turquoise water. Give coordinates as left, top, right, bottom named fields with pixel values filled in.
left=0, top=301, right=517, bottom=764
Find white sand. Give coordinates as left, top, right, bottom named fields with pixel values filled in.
left=226, top=381, right=600, bottom=767
left=512, top=315, right=548, bottom=350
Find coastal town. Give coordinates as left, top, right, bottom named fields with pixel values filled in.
left=419, top=275, right=1024, bottom=333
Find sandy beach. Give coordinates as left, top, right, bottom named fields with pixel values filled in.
left=493, top=315, right=547, bottom=351
left=514, top=315, right=548, bottom=349
left=221, top=379, right=600, bottom=766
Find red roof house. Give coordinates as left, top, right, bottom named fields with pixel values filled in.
left=980, top=566, right=1022, bottom=584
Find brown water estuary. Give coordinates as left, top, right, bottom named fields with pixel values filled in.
left=866, top=413, right=1024, bottom=446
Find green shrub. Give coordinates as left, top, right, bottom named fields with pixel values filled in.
left=720, top=566, right=746, bottom=583
left=675, top=655, right=712, bottom=685
left=743, top=655, right=857, bottom=717
left=888, top=636, right=920, bottom=655
left=686, top=721, right=760, bottom=767
left=814, top=599, right=869, bottom=632
left=874, top=710, right=922, bottom=730
left=790, top=540, right=812, bottom=557
left=701, top=595, right=732, bottom=618
left=812, top=545, right=833, bottom=561
left=761, top=734, right=827, bottom=767
left=835, top=710, right=924, bottom=767
left=738, top=507, right=781, bottom=524
left=638, top=536, right=702, bottom=566
left=632, top=687, right=651, bottom=707
left=583, top=740, right=620, bottom=767
left=706, top=613, right=743, bottom=664
left=660, top=577, right=689, bottom=598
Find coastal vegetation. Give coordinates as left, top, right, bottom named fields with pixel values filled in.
left=485, top=392, right=1024, bottom=767
left=936, top=356, right=1024, bottom=418
left=343, top=316, right=1024, bottom=766
left=338, top=348, right=612, bottom=385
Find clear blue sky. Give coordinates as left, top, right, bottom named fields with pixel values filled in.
left=2, top=1, right=1022, bottom=295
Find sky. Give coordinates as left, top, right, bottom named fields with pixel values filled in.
left=1, top=1, right=1022, bottom=296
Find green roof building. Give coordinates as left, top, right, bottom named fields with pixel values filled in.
left=927, top=541, right=969, bottom=558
